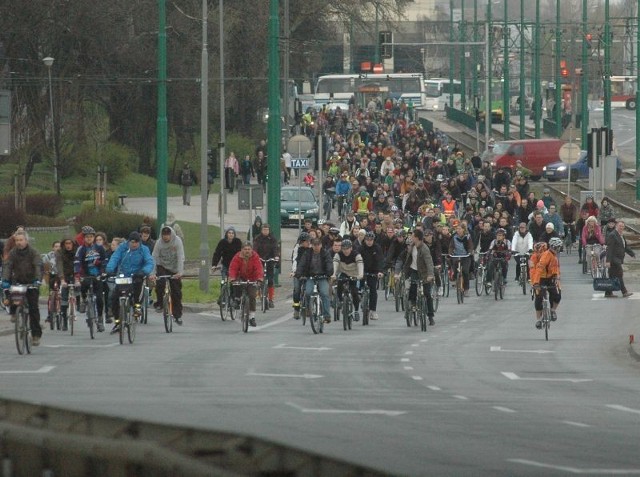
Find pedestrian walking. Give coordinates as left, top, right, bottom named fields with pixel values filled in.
left=605, top=220, right=635, bottom=298
left=180, top=163, right=197, bottom=206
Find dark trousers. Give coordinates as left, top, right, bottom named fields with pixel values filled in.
left=608, top=263, right=627, bottom=294
left=407, top=269, right=435, bottom=317
left=225, top=168, right=235, bottom=192
left=452, top=257, right=471, bottom=291
left=337, top=275, right=360, bottom=310
left=534, top=278, right=561, bottom=311
left=155, top=266, right=183, bottom=318
left=81, top=277, right=104, bottom=317
left=10, top=289, right=41, bottom=338
left=363, top=274, right=379, bottom=311
left=111, top=277, right=144, bottom=321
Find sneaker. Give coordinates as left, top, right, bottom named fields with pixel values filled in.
left=105, top=316, right=113, bottom=324
left=133, top=304, right=142, bottom=318
left=323, top=316, right=332, bottom=324
left=268, top=300, right=275, bottom=309
left=32, top=336, right=40, bottom=346
left=428, top=316, right=435, bottom=326
left=154, top=305, right=163, bottom=313
left=293, top=309, right=300, bottom=320
left=551, top=310, right=557, bottom=321
left=97, top=323, right=105, bottom=332
left=535, top=320, right=542, bottom=330
left=234, top=299, right=241, bottom=310
left=175, top=317, right=183, bottom=326
left=353, top=311, right=360, bottom=322
left=623, top=292, right=634, bottom=298
left=370, top=311, right=378, bottom=320
left=10, top=314, right=17, bottom=323
left=249, top=317, right=257, bottom=327
left=62, top=324, right=68, bottom=331
left=110, top=323, right=121, bottom=334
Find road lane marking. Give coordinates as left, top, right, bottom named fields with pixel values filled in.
left=563, top=421, right=591, bottom=428
left=286, top=402, right=405, bottom=416
left=508, top=458, right=640, bottom=474
left=606, top=404, right=640, bottom=416
left=411, top=376, right=423, bottom=381
left=401, top=358, right=410, bottom=362
left=255, top=313, right=295, bottom=330
left=404, top=366, right=413, bottom=370
left=411, top=344, right=419, bottom=347
left=44, top=343, right=120, bottom=348
left=273, top=344, right=332, bottom=351
left=247, top=371, right=322, bottom=379
left=0, top=366, right=55, bottom=375
left=493, top=406, right=516, bottom=413
left=428, top=386, right=441, bottom=391
left=420, top=339, right=428, bottom=342
left=452, top=395, right=468, bottom=400
left=404, top=351, right=413, bottom=355
left=502, top=372, right=592, bottom=383
left=491, top=346, right=554, bottom=354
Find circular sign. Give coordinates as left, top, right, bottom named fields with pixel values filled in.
left=287, top=135, right=312, bottom=158
left=558, top=143, right=581, bottom=165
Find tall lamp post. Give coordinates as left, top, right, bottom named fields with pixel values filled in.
left=43, top=57, right=60, bottom=195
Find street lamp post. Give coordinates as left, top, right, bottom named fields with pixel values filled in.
left=199, top=0, right=210, bottom=292
left=42, top=57, right=60, bottom=195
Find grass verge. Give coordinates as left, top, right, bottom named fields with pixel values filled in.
left=182, top=277, right=219, bottom=304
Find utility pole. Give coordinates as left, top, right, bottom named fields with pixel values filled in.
left=554, top=0, right=562, bottom=138
left=533, top=0, right=541, bottom=138
left=157, top=0, right=168, bottom=230
left=519, top=0, right=525, bottom=138
left=636, top=2, right=639, bottom=200
left=218, top=0, right=226, bottom=238
left=581, top=0, right=589, bottom=149
left=486, top=0, right=492, bottom=143
left=283, top=0, right=290, bottom=146
left=473, top=0, right=479, bottom=115
left=449, top=0, right=455, bottom=109
left=267, top=0, right=281, bottom=250
left=503, top=0, right=509, bottom=139
left=199, top=0, right=209, bottom=292
left=603, top=0, right=612, bottom=129
left=460, top=0, right=466, bottom=111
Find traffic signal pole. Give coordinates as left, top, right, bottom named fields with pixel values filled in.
left=554, top=0, right=562, bottom=138
left=267, top=0, right=281, bottom=249
left=580, top=0, right=589, bottom=150
left=636, top=5, right=639, bottom=201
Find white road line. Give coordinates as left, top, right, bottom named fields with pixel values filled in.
left=491, top=346, right=554, bottom=354
left=412, top=376, right=423, bottom=381
left=460, top=319, right=468, bottom=323
left=606, top=404, right=640, bottom=416
left=255, top=313, right=294, bottom=330
left=401, top=358, right=410, bottom=362
left=411, top=344, right=419, bottom=347
left=404, top=351, right=413, bottom=355
left=273, top=344, right=332, bottom=351
left=502, top=372, right=592, bottom=383
left=452, top=395, right=469, bottom=400
left=247, top=371, right=322, bottom=379
left=428, top=386, right=441, bottom=391
left=508, top=458, right=640, bottom=474
left=563, top=421, right=591, bottom=428
left=0, top=366, right=55, bottom=375
left=420, top=339, right=428, bottom=342
left=404, top=366, right=413, bottom=370
left=44, top=343, right=120, bottom=349
left=285, top=402, right=406, bottom=416
left=493, top=406, right=516, bottom=413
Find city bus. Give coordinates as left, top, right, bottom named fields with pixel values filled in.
left=599, top=76, right=637, bottom=110
left=423, top=78, right=462, bottom=111
left=314, top=73, right=426, bottom=108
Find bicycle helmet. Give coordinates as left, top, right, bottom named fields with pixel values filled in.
left=496, top=228, right=506, bottom=235
left=395, top=229, right=406, bottom=237
left=298, top=232, right=310, bottom=242
left=365, top=231, right=375, bottom=240
left=390, top=205, right=399, bottom=213
left=534, top=242, right=548, bottom=253
left=329, top=227, right=340, bottom=235
left=317, top=219, right=325, bottom=225
left=81, top=226, right=96, bottom=236
left=548, top=237, right=563, bottom=251
left=341, top=239, right=353, bottom=249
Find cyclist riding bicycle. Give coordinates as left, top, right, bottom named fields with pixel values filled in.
left=211, top=226, right=242, bottom=280
left=360, top=231, right=384, bottom=321
left=54, top=237, right=78, bottom=331
left=511, top=222, right=533, bottom=282
left=332, top=239, right=364, bottom=321
left=290, top=232, right=311, bottom=319
left=106, top=231, right=155, bottom=334
left=487, top=228, right=511, bottom=284
left=228, top=241, right=264, bottom=327
left=253, top=223, right=279, bottom=308
left=296, top=238, right=333, bottom=324
left=74, top=226, right=107, bottom=332
left=532, top=237, right=562, bottom=329
left=448, top=224, right=474, bottom=297
left=150, top=226, right=185, bottom=325
left=402, top=229, right=436, bottom=325
left=42, top=241, right=61, bottom=325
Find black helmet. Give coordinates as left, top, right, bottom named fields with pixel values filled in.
left=365, top=231, right=375, bottom=240
left=298, top=232, right=310, bottom=242
left=82, top=226, right=96, bottom=236
left=341, top=239, right=353, bottom=249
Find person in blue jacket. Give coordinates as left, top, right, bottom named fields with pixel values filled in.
left=106, top=231, right=155, bottom=333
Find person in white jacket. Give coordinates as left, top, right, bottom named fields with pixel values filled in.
left=511, top=222, right=534, bottom=282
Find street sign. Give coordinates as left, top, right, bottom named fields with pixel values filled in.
left=558, top=143, right=581, bottom=164
left=237, top=184, right=263, bottom=210
left=287, top=134, right=312, bottom=158
left=290, top=158, right=309, bottom=169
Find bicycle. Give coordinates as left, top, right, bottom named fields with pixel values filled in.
left=323, top=188, right=335, bottom=221
left=587, top=244, right=606, bottom=279
left=337, top=276, right=358, bottom=331
left=535, top=285, right=555, bottom=341
left=405, top=278, right=428, bottom=332
left=394, top=271, right=405, bottom=312
left=299, top=277, right=308, bottom=326
left=330, top=280, right=340, bottom=322
left=218, top=274, right=235, bottom=322
left=514, top=253, right=530, bottom=295
left=475, top=252, right=491, bottom=296
left=336, top=194, right=349, bottom=222
left=430, top=274, right=440, bottom=313
left=63, top=282, right=78, bottom=336
left=46, top=275, right=63, bottom=331
left=259, top=258, right=278, bottom=313
left=81, top=276, right=102, bottom=339
left=360, top=273, right=379, bottom=326
left=440, top=257, right=450, bottom=298
left=563, top=222, right=574, bottom=255
left=157, top=274, right=179, bottom=333
left=305, top=275, right=329, bottom=334
left=140, top=278, right=150, bottom=324
left=448, top=254, right=470, bottom=304
left=114, top=275, right=141, bottom=345
left=9, top=284, right=38, bottom=355
left=491, top=256, right=507, bottom=301
left=232, top=280, right=259, bottom=333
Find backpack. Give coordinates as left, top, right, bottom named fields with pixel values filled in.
left=181, top=169, right=192, bottom=186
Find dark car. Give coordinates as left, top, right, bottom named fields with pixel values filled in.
left=543, top=151, right=622, bottom=182
left=280, top=185, right=320, bottom=227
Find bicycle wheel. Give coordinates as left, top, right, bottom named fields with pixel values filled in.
left=582, top=250, right=588, bottom=274
left=384, top=274, right=391, bottom=300
left=15, top=305, right=26, bottom=355
left=219, top=284, right=228, bottom=321
left=24, top=311, right=31, bottom=354
left=55, top=310, right=62, bottom=331
left=442, top=268, right=450, bottom=297
left=309, top=296, right=320, bottom=335
left=543, top=307, right=550, bottom=341
left=475, top=267, right=484, bottom=296
left=241, top=295, right=249, bottom=333
left=68, top=297, right=76, bottom=336
left=457, top=272, right=464, bottom=304
left=163, top=293, right=173, bottom=333
left=87, top=296, right=96, bottom=340
left=128, top=308, right=137, bottom=344
left=48, top=294, right=55, bottom=330
left=520, top=266, right=527, bottom=295
left=141, top=286, right=149, bottom=324
left=493, top=271, right=500, bottom=301
left=332, top=286, right=340, bottom=322
left=498, top=274, right=504, bottom=300
left=419, top=297, right=427, bottom=332
left=261, top=282, right=268, bottom=313
left=394, top=279, right=402, bottom=312
left=361, top=289, right=369, bottom=326
left=118, top=298, right=126, bottom=345
left=431, top=284, right=439, bottom=313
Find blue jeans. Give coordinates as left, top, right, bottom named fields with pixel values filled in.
left=305, top=278, right=331, bottom=319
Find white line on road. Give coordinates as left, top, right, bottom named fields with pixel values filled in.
left=508, top=458, right=640, bottom=474
left=285, top=402, right=406, bottom=416
left=491, top=346, right=554, bottom=354
left=255, top=313, right=295, bottom=330
left=404, top=351, right=413, bottom=355
left=411, top=344, right=419, bottom=347
left=502, top=372, right=592, bottom=383
left=606, top=404, right=640, bottom=416
left=452, top=395, right=469, bottom=400
left=247, top=371, right=323, bottom=379
left=493, top=406, right=516, bottom=413
left=44, top=343, right=120, bottom=349
left=0, top=366, right=55, bottom=375
left=401, top=358, right=410, bottom=362
left=420, top=339, right=428, bottom=342
left=404, top=366, right=413, bottom=370
left=412, top=376, right=423, bottom=381
left=428, top=386, right=441, bottom=391
left=273, top=343, right=332, bottom=351
left=563, top=421, right=591, bottom=428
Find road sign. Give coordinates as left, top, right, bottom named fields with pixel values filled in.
left=290, top=158, right=309, bottom=169
left=559, top=143, right=581, bottom=164
left=287, top=134, right=312, bottom=158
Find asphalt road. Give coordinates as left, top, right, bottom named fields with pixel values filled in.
left=1, top=254, right=639, bottom=476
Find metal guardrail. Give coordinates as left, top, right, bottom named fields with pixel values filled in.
left=0, top=397, right=388, bottom=477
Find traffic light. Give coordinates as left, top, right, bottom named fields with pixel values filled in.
left=560, top=60, right=569, bottom=78
left=587, top=127, right=614, bottom=168
left=584, top=33, right=593, bottom=49
left=379, top=31, right=392, bottom=59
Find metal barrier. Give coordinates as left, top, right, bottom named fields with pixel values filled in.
left=445, top=107, right=486, bottom=135
left=0, top=397, right=387, bottom=477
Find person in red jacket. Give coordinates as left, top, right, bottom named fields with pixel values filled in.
left=228, top=242, right=264, bottom=327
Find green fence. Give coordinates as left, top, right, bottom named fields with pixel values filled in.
left=446, top=107, right=486, bottom=135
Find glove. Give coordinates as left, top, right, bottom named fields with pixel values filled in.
left=133, top=272, right=145, bottom=280
left=1, top=280, right=10, bottom=290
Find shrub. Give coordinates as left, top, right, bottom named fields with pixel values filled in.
left=0, top=196, right=26, bottom=237
left=26, top=193, right=64, bottom=217
left=25, top=214, right=68, bottom=227
left=74, top=209, right=157, bottom=240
